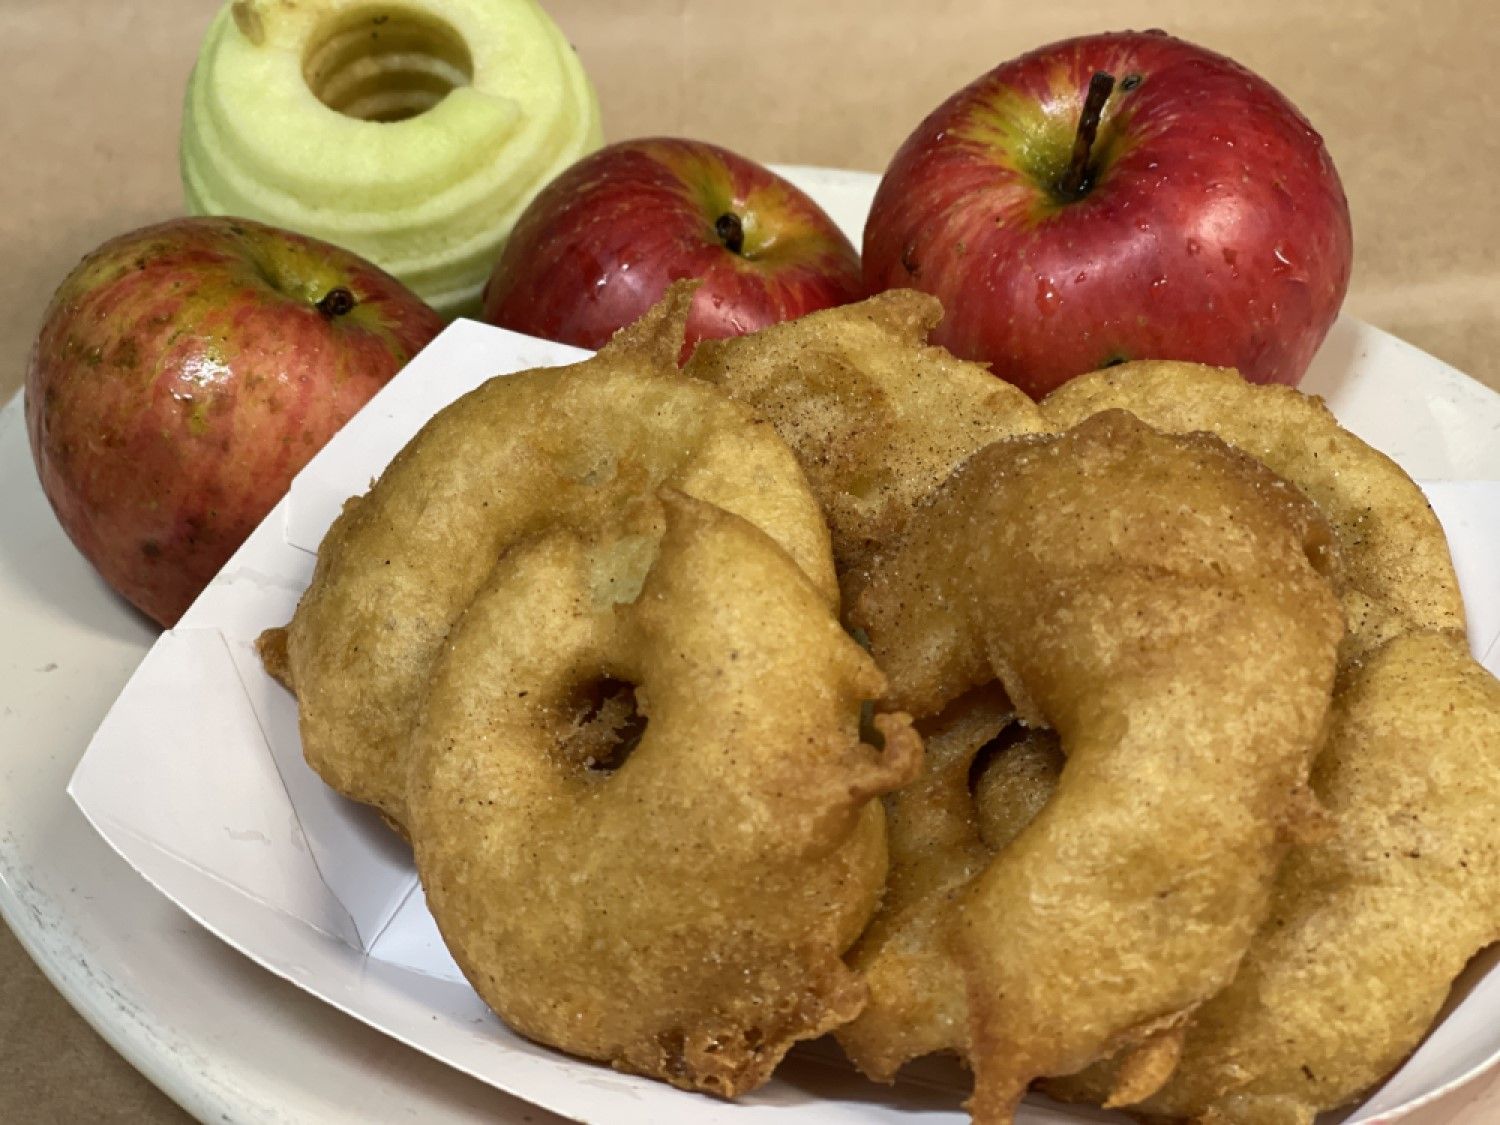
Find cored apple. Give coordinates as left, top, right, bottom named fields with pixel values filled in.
left=181, top=0, right=603, bottom=318
left=864, top=30, right=1353, bottom=398
left=481, top=137, right=864, bottom=359
left=26, top=216, right=443, bottom=626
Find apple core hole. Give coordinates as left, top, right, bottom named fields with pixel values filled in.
left=968, top=721, right=1064, bottom=853
left=302, top=6, right=474, bottom=123
left=558, top=676, right=647, bottom=776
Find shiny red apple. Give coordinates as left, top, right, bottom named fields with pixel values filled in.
left=481, top=137, right=863, bottom=358
left=864, top=30, right=1353, bottom=399
left=26, top=216, right=443, bottom=626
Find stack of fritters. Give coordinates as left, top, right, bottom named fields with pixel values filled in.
left=266, top=290, right=1500, bottom=1125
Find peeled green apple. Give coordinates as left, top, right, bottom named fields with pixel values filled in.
left=181, top=0, right=603, bottom=318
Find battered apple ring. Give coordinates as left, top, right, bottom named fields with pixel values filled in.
left=406, top=491, right=921, bottom=1095
left=261, top=283, right=837, bottom=828
left=1041, top=360, right=1465, bottom=656
left=684, top=289, right=1047, bottom=586
left=834, top=684, right=1014, bottom=1080
left=843, top=411, right=1344, bottom=1125
left=1052, top=632, right=1500, bottom=1125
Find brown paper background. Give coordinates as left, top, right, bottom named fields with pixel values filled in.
left=2, top=1, right=1498, bottom=1120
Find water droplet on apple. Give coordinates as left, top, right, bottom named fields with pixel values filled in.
left=1272, top=244, right=1293, bottom=271
left=1151, top=277, right=1167, bottom=289
left=1186, top=238, right=1200, bottom=255
left=1034, top=276, right=1059, bottom=315
left=1075, top=270, right=1088, bottom=284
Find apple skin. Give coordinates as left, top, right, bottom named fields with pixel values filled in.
left=26, top=216, right=443, bottom=626
left=864, top=30, right=1353, bottom=399
left=481, top=137, right=864, bottom=358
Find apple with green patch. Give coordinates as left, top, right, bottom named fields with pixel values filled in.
left=26, top=216, right=443, bottom=626
left=864, top=30, right=1353, bottom=399
left=482, top=137, right=864, bottom=359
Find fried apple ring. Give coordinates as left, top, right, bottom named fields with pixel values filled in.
left=1054, top=632, right=1500, bottom=1125
left=834, top=682, right=1068, bottom=1085
left=1041, top=360, right=1464, bottom=656
left=262, top=283, right=837, bottom=827
left=837, top=685, right=1013, bottom=1080
left=843, top=411, right=1344, bottom=1124
left=406, top=491, right=920, bottom=1095
left=684, top=289, right=1046, bottom=585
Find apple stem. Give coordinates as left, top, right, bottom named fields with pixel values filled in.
left=1058, top=71, right=1116, bottom=200
left=316, top=287, right=357, bottom=319
left=715, top=212, right=745, bottom=256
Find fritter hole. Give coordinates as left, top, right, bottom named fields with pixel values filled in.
left=858, top=699, right=886, bottom=750
left=967, top=722, right=1032, bottom=797
left=559, top=676, right=647, bottom=774
left=969, top=722, right=1066, bottom=853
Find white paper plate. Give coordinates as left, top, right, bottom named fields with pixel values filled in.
left=4, top=166, right=1500, bottom=1125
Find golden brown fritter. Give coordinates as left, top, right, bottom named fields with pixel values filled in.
left=406, top=493, right=920, bottom=1096
left=838, top=690, right=1067, bottom=1083
left=1042, top=361, right=1464, bottom=656
left=262, top=283, right=837, bottom=827
left=839, top=685, right=1013, bottom=1082
left=1056, top=632, right=1500, bottom=1125
left=684, top=289, right=1046, bottom=586
left=846, top=412, right=1345, bottom=1124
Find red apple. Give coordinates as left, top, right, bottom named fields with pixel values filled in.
left=864, top=30, right=1353, bottom=399
left=481, top=137, right=863, bottom=358
left=26, top=216, right=443, bottom=626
